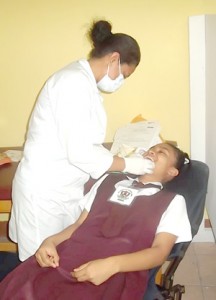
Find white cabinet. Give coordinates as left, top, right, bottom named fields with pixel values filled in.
left=189, top=15, right=216, bottom=241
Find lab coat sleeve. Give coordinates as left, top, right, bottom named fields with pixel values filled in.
left=156, top=195, right=192, bottom=243
left=48, top=71, right=113, bottom=179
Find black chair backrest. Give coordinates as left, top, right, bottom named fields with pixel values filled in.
left=164, top=159, right=209, bottom=237
left=143, top=160, right=209, bottom=300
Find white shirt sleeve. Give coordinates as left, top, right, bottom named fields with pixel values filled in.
left=156, top=194, right=192, bottom=243
left=79, top=174, right=109, bottom=212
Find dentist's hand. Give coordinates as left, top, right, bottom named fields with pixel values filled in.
left=124, top=156, right=155, bottom=175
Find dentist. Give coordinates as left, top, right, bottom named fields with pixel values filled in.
left=9, top=19, right=154, bottom=261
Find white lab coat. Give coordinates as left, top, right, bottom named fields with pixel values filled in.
left=9, top=59, right=113, bottom=261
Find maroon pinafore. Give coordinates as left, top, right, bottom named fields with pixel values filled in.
left=0, top=173, right=175, bottom=300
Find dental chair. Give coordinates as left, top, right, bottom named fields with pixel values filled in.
left=143, top=159, right=209, bottom=300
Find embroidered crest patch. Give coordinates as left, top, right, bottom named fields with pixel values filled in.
left=109, top=185, right=139, bottom=206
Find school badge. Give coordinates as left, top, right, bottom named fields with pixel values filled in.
left=109, top=185, right=139, bottom=206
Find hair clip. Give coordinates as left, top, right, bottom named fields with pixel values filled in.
left=184, top=157, right=190, bottom=165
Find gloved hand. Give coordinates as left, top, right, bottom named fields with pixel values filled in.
left=123, top=157, right=155, bottom=175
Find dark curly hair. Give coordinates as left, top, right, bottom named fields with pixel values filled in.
left=166, top=143, right=190, bottom=171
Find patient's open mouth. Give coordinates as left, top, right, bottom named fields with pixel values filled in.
left=145, top=156, right=154, bottom=162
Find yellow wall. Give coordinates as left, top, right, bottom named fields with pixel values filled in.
left=1, top=0, right=216, bottom=153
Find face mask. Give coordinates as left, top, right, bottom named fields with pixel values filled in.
left=97, top=60, right=124, bottom=93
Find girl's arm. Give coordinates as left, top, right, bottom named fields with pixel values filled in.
left=35, top=209, right=88, bottom=268
left=111, top=232, right=177, bottom=272
left=72, top=232, right=177, bottom=285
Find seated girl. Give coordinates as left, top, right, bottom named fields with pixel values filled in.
left=0, top=143, right=192, bottom=300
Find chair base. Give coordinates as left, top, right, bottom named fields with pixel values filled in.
left=158, top=284, right=185, bottom=300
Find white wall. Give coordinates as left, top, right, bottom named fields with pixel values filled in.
left=205, top=15, right=216, bottom=241
left=189, top=15, right=215, bottom=242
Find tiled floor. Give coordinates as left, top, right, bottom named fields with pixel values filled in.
left=173, top=242, right=216, bottom=300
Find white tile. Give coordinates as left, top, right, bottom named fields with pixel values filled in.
left=182, top=285, right=204, bottom=300
left=197, top=255, right=216, bottom=286
left=203, top=286, right=216, bottom=300
left=193, top=242, right=216, bottom=255
left=173, top=254, right=200, bottom=285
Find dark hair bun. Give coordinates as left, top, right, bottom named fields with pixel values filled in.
left=89, top=20, right=112, bottom=47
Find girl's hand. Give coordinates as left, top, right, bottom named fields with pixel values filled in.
left=71, top=258, right=117, bottom=285
left=35, top=239, right=59, bottom=268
